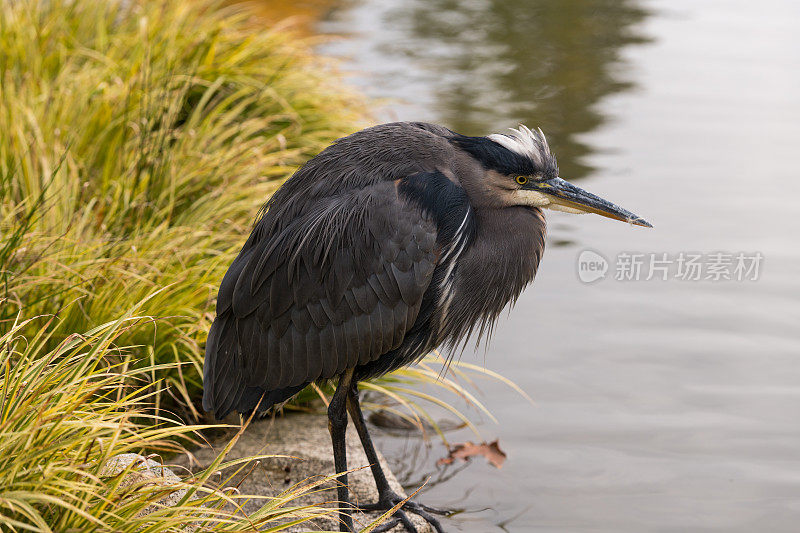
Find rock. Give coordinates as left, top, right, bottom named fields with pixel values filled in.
left=178, top=414, right=433, bottom=532
left=100, top=453, right=187, bottom=517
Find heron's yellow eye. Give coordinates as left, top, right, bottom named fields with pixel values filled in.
left=515, top=175, right=529, bottom=185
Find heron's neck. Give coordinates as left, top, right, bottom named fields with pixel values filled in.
left=442, top=205, right=546, bottom=348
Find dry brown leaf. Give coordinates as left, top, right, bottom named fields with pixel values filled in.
left=437, top=439, right=506, bottom=469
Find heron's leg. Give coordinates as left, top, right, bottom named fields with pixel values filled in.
left=329, top=368, right=355, bottom=532
left=347, top=383, right=447, bottom=533
left=346, top=382, right=393, bottom=494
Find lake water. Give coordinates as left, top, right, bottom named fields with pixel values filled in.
left=290, top=0, right=800, bottom=530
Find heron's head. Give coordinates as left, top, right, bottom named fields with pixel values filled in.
left=452, top=125, right=651, bottom=227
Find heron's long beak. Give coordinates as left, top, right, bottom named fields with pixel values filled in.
left=532, top=177, right=652, bottom=227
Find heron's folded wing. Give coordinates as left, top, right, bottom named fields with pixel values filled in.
left=204, top=180, right=438, bottom=415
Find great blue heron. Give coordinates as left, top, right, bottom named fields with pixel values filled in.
left=203, top=122, right=650, bottom=532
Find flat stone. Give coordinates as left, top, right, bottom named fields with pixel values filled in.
left=177, top=414, right=432, bottom=532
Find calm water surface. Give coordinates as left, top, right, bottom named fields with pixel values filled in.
left=301, top=0, right=800, bottom=530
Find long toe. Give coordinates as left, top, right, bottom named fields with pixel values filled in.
left=370, top=517, right=401, bottom=533
left=370, top=509, right=417, bottom=533
left=411, top=501, right=449, bottom=516
left=360, top=501, right=446, bottom=515
left=406, top=506, right=444, bottom=533
left=357, top=495, right=447, bottom=533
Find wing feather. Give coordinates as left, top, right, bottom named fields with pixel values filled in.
left=203, top=179, right=438, bottom=417
left=319, top=325, right=338, bottom=376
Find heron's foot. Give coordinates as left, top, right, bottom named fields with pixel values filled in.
left=358, top=491, right=447, bottom=533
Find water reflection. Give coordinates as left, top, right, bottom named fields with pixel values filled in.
left=391, top=0, right=649, bottom=178
left=318, top=0, right=649, bottom=179
left=252, top=0, right=649, bottom=177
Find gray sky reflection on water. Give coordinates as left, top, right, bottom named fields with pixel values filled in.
left=316, top=0, right=800, bottom=531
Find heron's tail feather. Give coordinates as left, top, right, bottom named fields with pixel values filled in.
left=203, top=313, right=307, bottom=419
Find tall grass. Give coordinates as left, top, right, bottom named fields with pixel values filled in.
left=0, top=0, right=364, bottom=417
left=0, top=309, right=353, bottom=532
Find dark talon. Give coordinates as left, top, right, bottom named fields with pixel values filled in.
left=417, top=503, right=448, bottom=516
left=356, top=491, right=447, bottom=532
left=357, top=502, right=384, bottom=512
left=368, top=510, right=420, bottom=533
left=413, top=509, right=444, bottom=533
left=370, top=517, right=401, bottom=533
left=397, top=510, right=418, bottom=532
